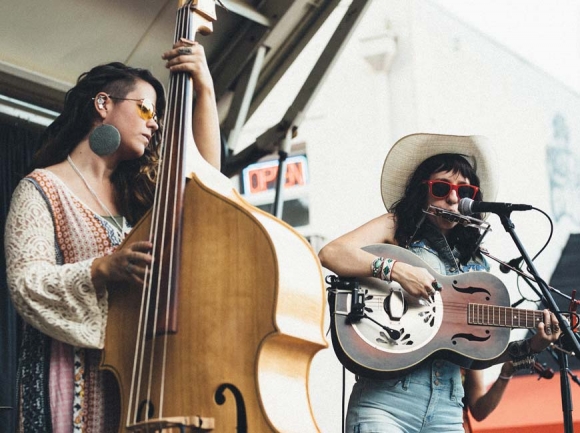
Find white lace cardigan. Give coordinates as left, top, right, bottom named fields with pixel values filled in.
left=5, top=170, right=122, bottom=349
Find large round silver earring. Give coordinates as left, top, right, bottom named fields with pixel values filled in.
left=89, top=124, right=121, bottom=156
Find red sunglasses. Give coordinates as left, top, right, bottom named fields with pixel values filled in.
left=422, top=180, right=479, bottom=200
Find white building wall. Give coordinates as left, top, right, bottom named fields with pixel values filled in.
left=238, top=1, right=580, bottom=431
left=393, top=0, right=580, bottom=304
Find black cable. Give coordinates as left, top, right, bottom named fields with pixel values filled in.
left=342, top=366, right=346, bottom=433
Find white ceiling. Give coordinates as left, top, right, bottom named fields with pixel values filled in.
left=1, top=0, right=357, bottom=174
left=0, top=0, right=340, bottom=114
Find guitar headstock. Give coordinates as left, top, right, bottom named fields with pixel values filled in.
left=177, top=0, right=218, bottom=36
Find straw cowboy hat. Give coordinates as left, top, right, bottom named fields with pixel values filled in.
left=380, top=133, right=499, bottom=211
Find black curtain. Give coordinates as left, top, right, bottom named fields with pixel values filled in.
left=0, top=119, right=42, bottom=433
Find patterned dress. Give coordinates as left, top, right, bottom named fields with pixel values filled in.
left=5, top=169, right=127, bottom=432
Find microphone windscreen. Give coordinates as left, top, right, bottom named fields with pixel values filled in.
left=89, top=124, right=121, bottom=156
left=458, top=198, right=473, bottom=216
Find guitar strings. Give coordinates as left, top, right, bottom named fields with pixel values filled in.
left=358, top=297, right=543, bottom=326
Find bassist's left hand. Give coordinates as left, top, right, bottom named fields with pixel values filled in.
left=162, top=38, right=214, bottom=96
left=161, top=38, right=221, bottom=170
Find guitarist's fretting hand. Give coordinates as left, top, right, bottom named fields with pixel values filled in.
left=529, top=309, right=562, bottom=352
left=391, top=261, right=438, bottom=300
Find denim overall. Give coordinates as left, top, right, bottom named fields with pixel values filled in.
left=346, top=225, right=489, bottom=433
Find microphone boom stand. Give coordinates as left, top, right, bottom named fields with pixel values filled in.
left=497, top=211, right=579, bottom=433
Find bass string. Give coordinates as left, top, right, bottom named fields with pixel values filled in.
left=157, top=20, right=192, bottom=417
left=129, top=3, right=191, bottom=423
left=153, top=8, right=191, bottom=420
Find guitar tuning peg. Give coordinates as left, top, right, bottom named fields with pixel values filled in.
left=533, top=361, right=554, bottom=380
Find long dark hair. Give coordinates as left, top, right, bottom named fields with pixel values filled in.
left=392, top=153, right=484, bottom=262
left=32, top=62, right=167, bottom=224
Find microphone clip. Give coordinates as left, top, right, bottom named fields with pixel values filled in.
left=499, top=256, right=524, bottom=274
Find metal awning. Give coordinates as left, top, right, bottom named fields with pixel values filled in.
left=0, top=0, right=335, bottom=111
left=0, top=0, right=377, bottom=175
left=0, top=0, right=375, bottom=177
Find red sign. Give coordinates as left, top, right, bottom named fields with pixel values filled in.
left=243, top=155, right=308, bottom=195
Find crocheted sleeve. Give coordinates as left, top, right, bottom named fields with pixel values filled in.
left=5, top=180, right=107, bottom=349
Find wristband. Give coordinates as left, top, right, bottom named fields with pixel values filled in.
left=380, top=258, right=397, bottom=282
left=371, top=257, right=385, bottom=278
left=498, top=375, right=513, bottom=381
left=507, top=339, right=532, bottom=360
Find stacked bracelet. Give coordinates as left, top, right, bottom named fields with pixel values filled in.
left=512, top=355, right=536, bottom=372
left=370, top=257, right=397, bottom=282
left=371, top=257, right=385, bottom=278
left=507, top=340, right=538, bottom=380
left=380, top=258, right=397, bottom=282
left=498, top=374, right=513, bottom=381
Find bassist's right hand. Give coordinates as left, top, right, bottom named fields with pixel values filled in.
left=91, top=241, right=153, bottom=289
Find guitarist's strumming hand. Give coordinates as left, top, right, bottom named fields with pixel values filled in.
left=391, top=261, right=439, bottom=301
left=529, top=309, right=562, bottom=352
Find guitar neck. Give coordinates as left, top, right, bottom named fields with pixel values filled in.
left=468, top=303, right=543, bottom=329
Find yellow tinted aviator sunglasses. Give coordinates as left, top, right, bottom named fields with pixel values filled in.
left=107, top=95, right=158, bottom=122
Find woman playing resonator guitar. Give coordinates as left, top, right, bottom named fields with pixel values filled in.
left=318, top=133, right=560, bottom=433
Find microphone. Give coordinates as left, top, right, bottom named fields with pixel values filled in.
left=500, top=256, right=524, bottom=274
left=458, top=198, right=533, bottom=216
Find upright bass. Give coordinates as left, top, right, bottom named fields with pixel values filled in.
left=101, top=1, right=328, bottom=431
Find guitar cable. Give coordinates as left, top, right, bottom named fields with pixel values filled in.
left=324, top=277, right=347, bottom=433
left=342, top=366, right=346, bottom=433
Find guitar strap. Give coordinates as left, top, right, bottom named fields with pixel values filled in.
left=404, top=212, right=426, bottom=249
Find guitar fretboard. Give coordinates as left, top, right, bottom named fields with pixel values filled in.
left=468, top=303, right=542, bottom=329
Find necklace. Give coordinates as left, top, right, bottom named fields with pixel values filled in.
left=67, top=155, right=125, bottom=235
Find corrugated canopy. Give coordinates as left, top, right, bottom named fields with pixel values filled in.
left=0, top=0, right=360, bottom=173
left=0, top=0, right=339, bottom=113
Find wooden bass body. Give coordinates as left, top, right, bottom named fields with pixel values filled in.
left=103, top=169, right=328, bottom=432
left=100, top=3, right=327, bottom=431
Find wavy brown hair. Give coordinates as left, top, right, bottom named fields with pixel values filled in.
left=32, top=62, right=166, bottom=224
